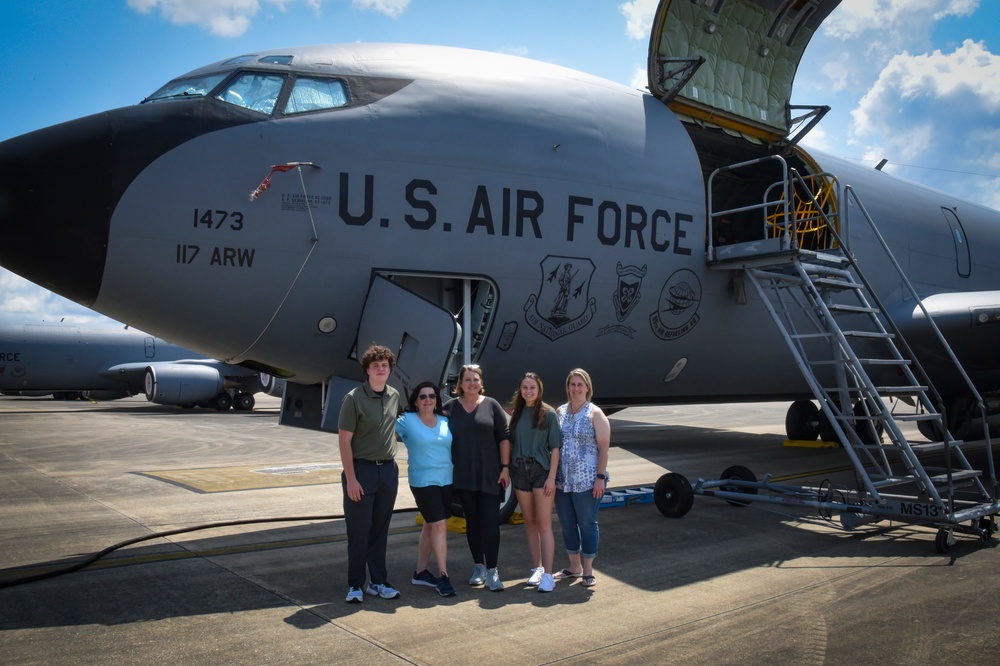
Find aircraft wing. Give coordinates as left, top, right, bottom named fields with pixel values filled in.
left=647, top=0, right=841, bottom=143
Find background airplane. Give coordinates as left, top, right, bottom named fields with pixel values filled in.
left=0, top=323, right=283, bottom=410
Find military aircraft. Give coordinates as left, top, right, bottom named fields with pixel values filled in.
left=0, top=323, right=283, bottom=409
left=1, top=1, right=999, bottom=533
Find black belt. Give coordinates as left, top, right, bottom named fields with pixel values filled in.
left=355, top=458, right=393, bottom=465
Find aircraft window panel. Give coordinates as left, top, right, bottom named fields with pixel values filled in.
left=941, top=208, right=971, bottom=278
left=258, top=55, right=294, bottom=65
left=144, top=73, right=229, bottom=103
left=285, top=77, right=349, bottom=114
left=215, top=73, right=285, bottom=115
left=224, top=55, right=256, bottom=65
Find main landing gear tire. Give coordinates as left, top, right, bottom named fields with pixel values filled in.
left=653, top=472, right=694, bottom=518
left=785, top=400, right=820, bottom=441
left=211, top=392, right=233, bottom=411
left=234, top=392, right=255, bottom=411
left=720, top=465, right=758, bottom=507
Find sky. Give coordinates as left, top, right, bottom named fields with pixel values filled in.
left=0, top=0, right=998, bottom=327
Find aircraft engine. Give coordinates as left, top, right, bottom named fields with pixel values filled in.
left=143, top=364, right=224, bottom=406
left=253, top=372, right=286, bottom=397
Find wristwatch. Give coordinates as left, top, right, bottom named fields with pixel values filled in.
left=595, top=473, right=606, bottom=480
left=501, top=464, right=509, bottom=468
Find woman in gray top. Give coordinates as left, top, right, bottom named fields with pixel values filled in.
left=444, top=364, right=511, bottom=591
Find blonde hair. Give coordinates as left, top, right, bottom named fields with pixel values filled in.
left=565, top=368, right=594, bottom=402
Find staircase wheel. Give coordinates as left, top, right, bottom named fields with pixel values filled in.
left=653, top=472, right=694, bottom=519
left=720, top=465, right=758, bottom=507
left=935, top=529, right=953, bottom=553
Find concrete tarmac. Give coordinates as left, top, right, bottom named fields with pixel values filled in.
left=1, top=395, right=998, bottom=665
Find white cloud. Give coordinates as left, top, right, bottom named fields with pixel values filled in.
left=630, top=65, right=647, bottom=91
left=852, top=39, right=1000, bottom=140
left=825, top=0, right=978, bottom=46
left=619, top=0, right=658, bottom=41
left=0, top=271, right=114, bottom=326
left=351, top=0, right=410, bottom=18
left=128, top=0, right=410, bottom=37
left=496, top=45, right=530, bottom=58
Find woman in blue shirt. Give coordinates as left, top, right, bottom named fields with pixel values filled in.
left=396, top=381, right=456, bottom=597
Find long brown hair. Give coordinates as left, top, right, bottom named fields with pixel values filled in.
left=509, top=372, right=552, bottom=430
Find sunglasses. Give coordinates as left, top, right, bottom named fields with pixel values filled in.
left=418, top=393, right=437, bottom=400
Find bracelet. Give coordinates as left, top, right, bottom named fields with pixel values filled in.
left=501, top=464, right=509, bottom=468
left=547, top=477, right=555, bottom=481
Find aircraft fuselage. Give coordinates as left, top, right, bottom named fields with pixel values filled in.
left=2, top=44, right=999, bottom=412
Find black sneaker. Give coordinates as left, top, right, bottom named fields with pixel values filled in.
left=412, top=569, right=439, bottom=587
left=436, top=574, right=456, bottom=597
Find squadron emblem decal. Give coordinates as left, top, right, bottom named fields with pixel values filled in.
left=613, top=262, right=647, bottom=322
left=524, top=255, right=596, bottom=340
left=649, top=268, right=702, bottom=340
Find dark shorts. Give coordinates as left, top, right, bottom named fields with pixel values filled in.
left=410, top=484, right=454, bottom=523
left=510, top=457, right=548, bottom=492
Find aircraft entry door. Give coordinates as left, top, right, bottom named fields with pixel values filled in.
left=357, top=274, right=461, bottom=401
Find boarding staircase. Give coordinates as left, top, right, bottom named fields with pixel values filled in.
left=705, top=156, right=998, bottom=545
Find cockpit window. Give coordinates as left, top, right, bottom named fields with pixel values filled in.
left=258, top=55, right=294, bottom=65
left=224, top=55, right=255, bottom=65
left=285, top=77, right=349, bottom=114
left=215, top=73, right=285, bottom=115
left=143, top=73, right=229, bottom=103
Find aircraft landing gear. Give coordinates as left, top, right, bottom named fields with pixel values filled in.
left=785, top=399, right=820, bottom=441
left=210, top=392, right=233, bottom=411
left=233, top=392, right=255, bottom=411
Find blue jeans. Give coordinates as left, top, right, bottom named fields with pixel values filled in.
left=554, top=489, right=600, bottom=559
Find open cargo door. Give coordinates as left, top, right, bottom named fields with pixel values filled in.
left=648, top=0, right=840, bottom=146
left=356, top=274, right=461, bottom=401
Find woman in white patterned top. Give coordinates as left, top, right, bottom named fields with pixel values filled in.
left=553, top=368, right=610, bottom=587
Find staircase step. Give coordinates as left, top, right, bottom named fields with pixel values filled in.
left=875, top=385, right=928, bottom=395
left=791, top=332, right=833, bottom=340
left=893, top=413, right=941, bottom=422
left=827, top=303, right=879, bottom=314
left=858, top=358, right=911, bottom=366
left=909, top=440, right=964, bottom=454
left=812, top=277, right=861, bottom=290
left=928, top=469, right=981, bottom=485
left=843, top=330, right=894, bottom=339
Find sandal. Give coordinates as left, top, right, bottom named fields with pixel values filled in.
left=553, top=569, right=582, bottom=580
left=581, top=575, right=597, bottom=587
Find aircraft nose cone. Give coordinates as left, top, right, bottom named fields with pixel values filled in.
left=0, top=113, right=114, bottom=306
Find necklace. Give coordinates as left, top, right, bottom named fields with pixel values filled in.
left=568, top=401, right=587, bottom=418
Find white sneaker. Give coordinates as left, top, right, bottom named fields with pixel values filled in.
left=527, top=566, right=544, bottom=586
left=345, top=586, right=364, bottom=603
left=537, top=573, right=555, bottom=593
left=469, top=563, right=487, bottom=586
left=366, top=582, right=401, bottom=599
left=487, top=567, right=504, bottom=591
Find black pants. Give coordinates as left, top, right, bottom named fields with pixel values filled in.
left=456, top=487, right=501, bottom=569
left=342, top=461, right=398, bottom=588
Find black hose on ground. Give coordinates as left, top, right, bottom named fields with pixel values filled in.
left=0, top=506, right=426, bottom=590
